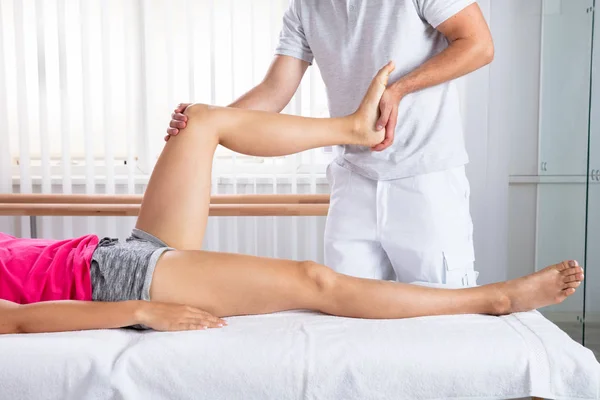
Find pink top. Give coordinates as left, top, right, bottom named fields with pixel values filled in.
left=0, top=233, right=99, bottom=304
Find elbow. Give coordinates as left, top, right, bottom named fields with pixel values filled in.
left=478, top=39, right=495, bottom=66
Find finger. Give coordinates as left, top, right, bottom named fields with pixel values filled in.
left=175, top=103, right=190, bottom=114
left=376, top=105, right=392, bottom=131
left=202, top=319, right=225, bottom=328
left=172, top=113, right=187, bottom=122
left=381, top=108, right=398, bottom=149
left=170, top=120, right=186, bottom=129
left=189, top=309, right=227, bottom=326
left=185, top=317, right=221, bottom=329
left=202, top=313, right=227, bottom=326
left=180, top=322, right=207, bottom=331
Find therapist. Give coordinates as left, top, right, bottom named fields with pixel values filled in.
left=166, top=0, right=494, bottom=287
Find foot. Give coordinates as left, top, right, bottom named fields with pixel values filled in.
left=351, top=61, right=395, bottom=147
left=493, top=260, right=584, bottom=315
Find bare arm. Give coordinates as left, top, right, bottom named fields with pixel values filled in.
left=391, top=3, right=493, bottom=98
left=373, top=3, right=494, bottom=150
left=166, top=55, right=309, bottom=138
left=229, top=55, right=310, bottom=112
left=0, top=299, right=226, bottom=334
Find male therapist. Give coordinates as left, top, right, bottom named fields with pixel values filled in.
left=167, top=0, right=494, bottom=287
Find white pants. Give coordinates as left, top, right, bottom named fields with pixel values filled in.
left=324, top=162, right=478, bottom=287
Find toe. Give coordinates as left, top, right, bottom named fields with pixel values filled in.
left=564, top=281, right=581, bottom=290
left=564, top=274, right=582, bottom=283
left=561, top=265, right=583, bottom=276
left=557, top=260, right=579, bottom=272
left=555, top=261, right=569, bottom=272
left=562, top=288, right=576, bottom=297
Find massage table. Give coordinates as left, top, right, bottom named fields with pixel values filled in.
left=0, top=195, right=599, bottom=399
left=0, top=310, right=598, bottom=399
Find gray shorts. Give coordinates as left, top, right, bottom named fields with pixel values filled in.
left=90, top=228, right=173, bottom=303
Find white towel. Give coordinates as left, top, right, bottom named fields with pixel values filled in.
left=0, top=310, right=598, bottom=400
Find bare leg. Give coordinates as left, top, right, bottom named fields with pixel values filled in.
left=136, top=63, right=394, bottom=249
left=150, top=250, right=584, bottom=319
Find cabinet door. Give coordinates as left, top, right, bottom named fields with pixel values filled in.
left=539, top=0, right=594, bottom=176
left=537, top=183, right=587, bottom=343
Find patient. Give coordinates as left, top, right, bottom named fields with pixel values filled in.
left=0, top=62, right=584, bottom=334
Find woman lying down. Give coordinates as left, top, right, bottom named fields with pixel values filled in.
left=0, top=63, right=584, bottom=334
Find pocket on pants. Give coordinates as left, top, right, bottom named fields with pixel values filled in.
left=443, top=249, right=478, bottom=288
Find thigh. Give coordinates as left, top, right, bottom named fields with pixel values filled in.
left=324, top=162, right=394, bottom=280
left=149, top=250, right=324, bottom=318
left=381, top=166, right=478, bottom=287
left=135, top=115, right=218, bottom=250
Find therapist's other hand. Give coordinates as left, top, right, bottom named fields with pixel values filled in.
left=165, top=103, right=191, bottom=142
left=372, top=87, right=403, bottom=152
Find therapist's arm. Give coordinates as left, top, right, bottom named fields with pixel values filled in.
left=166, top=55, right=310, bottom=139
left=0, top=299, right=225, bottom=334
left=373, top=3, right=494, bottom=151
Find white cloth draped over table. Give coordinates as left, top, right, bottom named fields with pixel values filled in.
left=0, top=310, right=598, bottom=400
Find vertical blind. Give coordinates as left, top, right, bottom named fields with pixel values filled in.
left=1, top=0, right=332, bottom=182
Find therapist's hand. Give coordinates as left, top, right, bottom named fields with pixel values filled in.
left=372, top=86, right=405, bottom=152
left=165, top=103, right=191, bottom=142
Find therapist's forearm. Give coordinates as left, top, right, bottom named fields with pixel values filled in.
left=390, top=38, right=493, bottom=97
left=228, top=81, right=292, bottom=113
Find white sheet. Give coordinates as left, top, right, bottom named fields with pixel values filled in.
left=0, top=310, right=598, bottom=400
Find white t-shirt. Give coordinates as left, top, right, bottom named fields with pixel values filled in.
left=275, top=0, right=475, bottom=180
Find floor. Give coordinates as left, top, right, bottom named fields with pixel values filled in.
left=555, top=322, right=600, bottom=360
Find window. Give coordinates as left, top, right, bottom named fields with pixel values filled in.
left=0, top=0, right=333, bottom=186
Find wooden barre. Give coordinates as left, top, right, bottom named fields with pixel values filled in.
left=0, top=203, right=329, bottom=217
left=0, top=194, right=330, bottom=205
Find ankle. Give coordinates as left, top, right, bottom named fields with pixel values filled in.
left=346, top=112, right=369, bottom=146
left=489, top=283, right=512, bottom=315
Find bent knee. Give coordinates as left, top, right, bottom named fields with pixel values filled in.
left=173, top=103, right=218, bottom=142
left=182, top=103, right=215, bottom=126
left=183, top=103, right=210, bottom=118
left=301, top=261, right=338, bottom=294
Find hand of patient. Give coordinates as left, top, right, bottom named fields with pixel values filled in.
left=136, top=301, right=227, bottom=332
